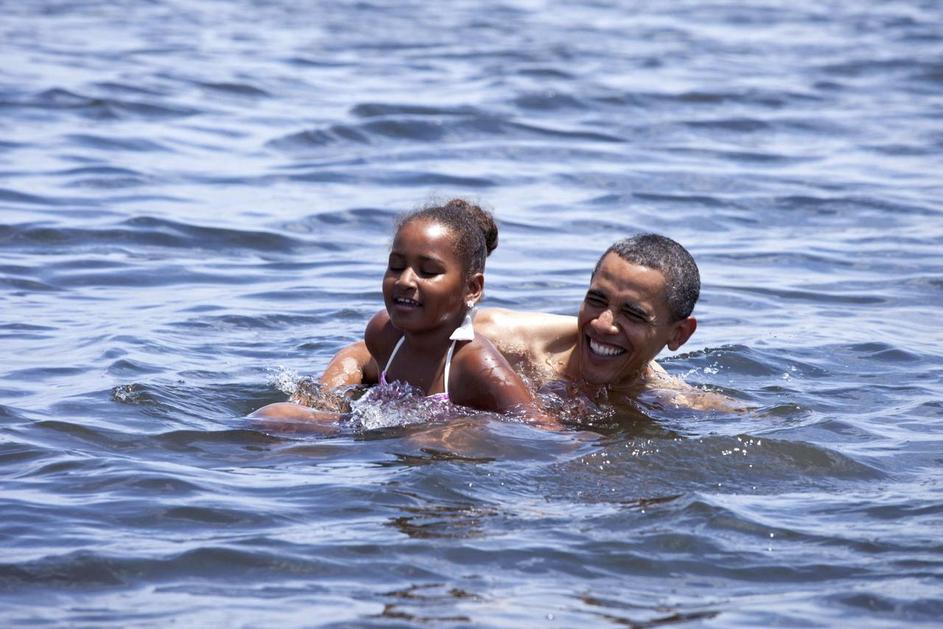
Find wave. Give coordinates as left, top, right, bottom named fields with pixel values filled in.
left=268, top=110, right=623, bottom=152
left=0, top=216, right=301, bottom=253
left=548, top=433, right=882, bottom=503
left=0, top=87, right=198, bottom=121
left=0, top=546, right=351, bottom=591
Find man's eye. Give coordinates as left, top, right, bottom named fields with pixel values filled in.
left=420, top=268, right=442, bottom=277
left=585, top=294, right=606, bottom=306
left=623, top=310, right=649, bottom=324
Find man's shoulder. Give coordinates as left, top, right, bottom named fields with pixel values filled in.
left=470, top=308, right=574, bottom=385
left=475, top=307, right=577, bottom=346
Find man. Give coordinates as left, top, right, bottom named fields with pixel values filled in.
left=320, top=233, right=730, bottom=411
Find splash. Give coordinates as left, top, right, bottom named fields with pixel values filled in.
left=348, top=380, right=454, bottom=431
left=111, top=383, right=153, bottom=405
left=266, top=366, right=359, bottom=413
left=267, top=366, right=300, bottom=397
left=264, top=366, right=459, bottom=430
left=537, top=380, right=617, bottom=428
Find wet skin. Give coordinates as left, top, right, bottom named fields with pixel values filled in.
left=317, top=249, right=737, bottom=412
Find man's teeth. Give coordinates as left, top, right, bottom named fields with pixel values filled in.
left=589, top=338, right=625, bottom=357
left=395, top=297, right=420, bottom=306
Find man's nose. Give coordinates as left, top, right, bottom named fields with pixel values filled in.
left=591, top=309, right=619, bottom=334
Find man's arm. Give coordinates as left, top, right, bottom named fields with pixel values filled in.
left=642, top=366, right=742, bottom=412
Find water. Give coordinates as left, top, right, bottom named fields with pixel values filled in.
left=2, top=0, right=942, bottom=625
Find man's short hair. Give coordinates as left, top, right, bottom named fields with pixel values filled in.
left=593, top=233, right=700, bottom=321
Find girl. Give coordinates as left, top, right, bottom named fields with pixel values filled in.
left=365, top=198, right=534, bottom=412
left=253, top=199, right=545, bottom=425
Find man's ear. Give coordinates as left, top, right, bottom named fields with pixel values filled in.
left=667, top=316, right=696, bottom=351
left=465, top=272, right=484, bottom=305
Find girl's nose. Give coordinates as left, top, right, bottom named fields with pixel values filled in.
left=395, top=266, right=418, bottom=287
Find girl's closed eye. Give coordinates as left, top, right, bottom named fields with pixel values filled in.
left=419, top=264, right=444, bottom=277
left=387, top=254, right=406, bottom=272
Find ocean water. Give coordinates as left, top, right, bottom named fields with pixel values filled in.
left=2, top=0, right=942, bottom=626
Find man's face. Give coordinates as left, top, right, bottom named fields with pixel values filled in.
left=576, top=253, right=694, bottom=387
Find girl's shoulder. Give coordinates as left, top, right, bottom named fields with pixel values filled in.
left=364, top=309, right=400, bottom=365
left=451, top=332, right=504, bottom=366
left=449, top=333, right=534, bottom=411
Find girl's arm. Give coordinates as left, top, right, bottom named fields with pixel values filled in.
left=248, top=402, right=341, bottom=433
left=363, top=309, right=401, bottom=370
left=252, top=312, right=394, bottom=425
left=451, top=336, right=562, bottom=430
left=319, top=309, right=391, bottom=388
left=319, top=340, right=379, bottom=388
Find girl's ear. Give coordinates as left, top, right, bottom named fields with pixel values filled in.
left=465, top=272, right=484, bottom=306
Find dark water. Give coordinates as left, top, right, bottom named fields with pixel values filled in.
left=3, top=0, right=943, bottom=625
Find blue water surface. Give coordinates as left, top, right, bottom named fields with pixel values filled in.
left=1, top=0, right=942, bottom=626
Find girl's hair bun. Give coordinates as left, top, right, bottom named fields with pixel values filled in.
left=442, top=198, right=498, bottom=256
left=396, top=198, right=500, bottom=277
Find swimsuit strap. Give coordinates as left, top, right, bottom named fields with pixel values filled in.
left=441, top=339, right=457, bottom=398
left=382, top=335, right=407, bottom=374
left=381, top=335, right=457, bottom=398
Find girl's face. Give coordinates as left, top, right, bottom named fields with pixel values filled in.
left=383, top=219, right=481, bottom=334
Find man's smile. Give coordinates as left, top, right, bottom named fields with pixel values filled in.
left=586, top=335, right=627, bottom=358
